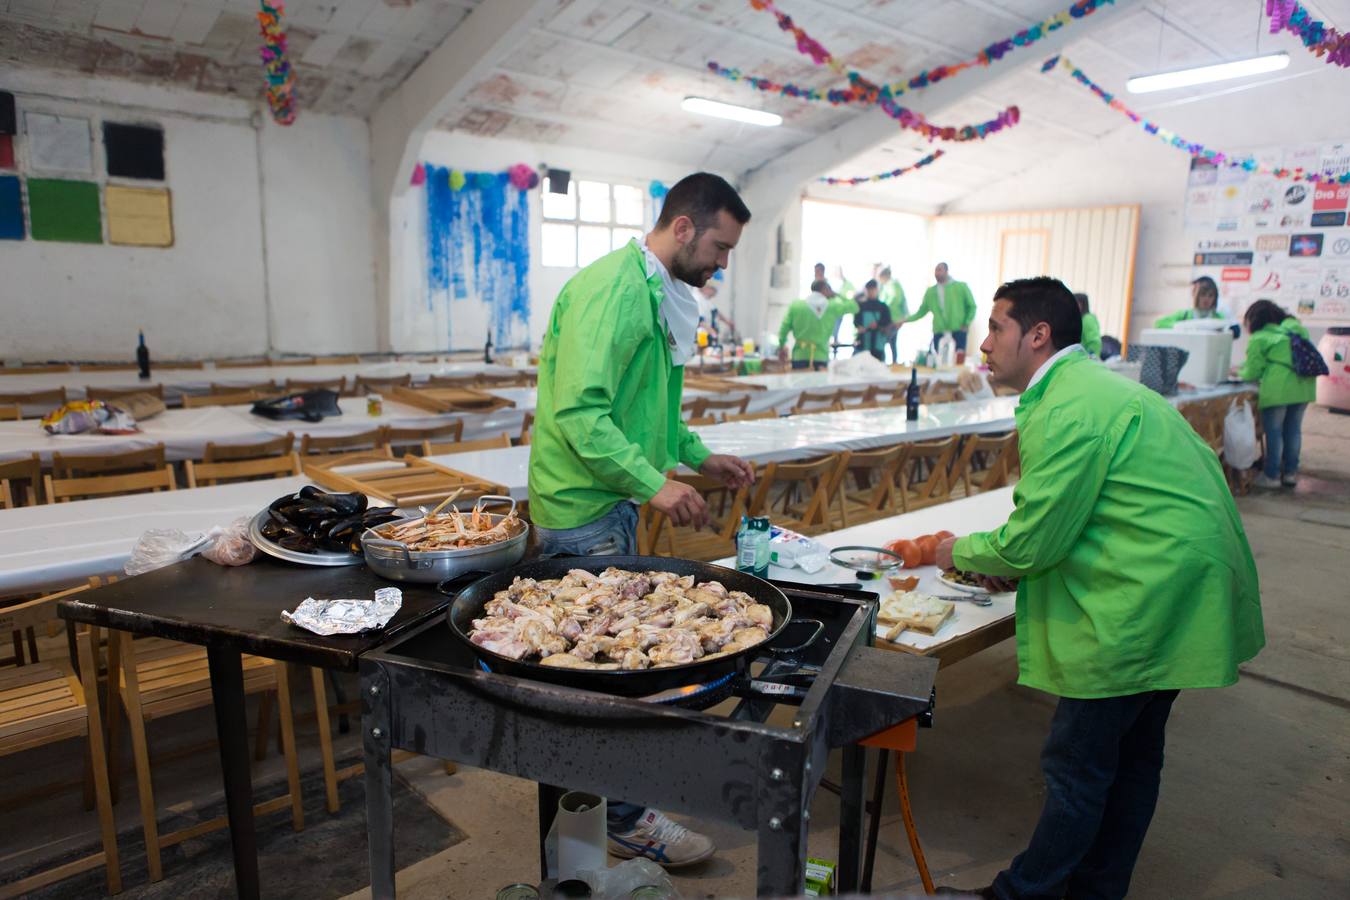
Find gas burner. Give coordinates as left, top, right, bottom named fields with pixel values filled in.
left=477, top=659, right=737, bottom=709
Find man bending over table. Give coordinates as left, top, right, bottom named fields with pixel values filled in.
left=935, top=277, right=1264, bottom=900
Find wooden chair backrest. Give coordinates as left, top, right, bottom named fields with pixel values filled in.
left=85, top=384, right=165, bottom=402
left=0, top=363, right=73, bottom=374
left=0, top=578, right=103, bottom=637
left=899, top=436, right=958, bottom=508
left=182, top=390, right=269, bottom=408
left=836, top=443, right=908, bottom=519
left=299, top=427, right=389, bottom=456
left=0, top=453, right=44, bottom=508
left=423, top=433, right=512, bottom=456
left=386, top=421, right=465, bottom=456
left=646, top=471, right=753, bottom=553
left=268, top=356, right=317, bottom=366
left=210, top=381, right=277, bottom=395
left=793, top=390, right=843, bottom=414
left=750, top=452, right=849, bottom=531
left=0, top=404, right=19, bottom=421
left=427, top=374, right=479, bottom=388
left=726, top=409, right=779, bottom=422
left=202, top=433, right=295, bottom=463
left=53, top=445, right=167, bottom=478
left=354, top=374, right=413, bottom=395
left=836, top=386, right=877, bottom=408
left=314, top=354, right=361, bottom=365
left=949, top=431, right=1019, bottom=496
left=212, top=358, right=269, bottom=368
left=687, top=416, right=717, bottom=427
left=0, top=387, right=68, bottom=410
left=519, top=412, right=535, bottom=446
left=695, top=395, right=751, bottom=422
left=285, top=376, right=347, bottom=393
left=46, top=466, right=177, bottom=502
left=158, top=360, right=205, bottom=370
left=186, top=452, right=302, bottom=488
left=920, top=381, right=961, bottom=404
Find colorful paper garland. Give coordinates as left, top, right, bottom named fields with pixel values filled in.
left=1042, top=55, right=1350, bottom=184
left=717, top=0, right=1112, bottom=103
left=413, top=164, right=541, bottom=193
left=256, top=1, right=296, bottom=125
left=818, top=150, right=945, bottom=186
left=716, top=1, right=1018, bottom=142
left=1267, top=1, right=1350, bottom=67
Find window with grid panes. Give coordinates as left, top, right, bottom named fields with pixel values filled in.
left=540, top=176, right=646, bottom=268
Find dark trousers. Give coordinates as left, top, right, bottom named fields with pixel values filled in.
left=928, top=329, right=969, bottom=356
left=994, top=690, right=1180, bottom=900
left=791, top=359, right=828, bottom=370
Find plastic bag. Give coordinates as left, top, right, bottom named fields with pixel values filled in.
left=201, top=517, right=258, bottom=567
left=41, top=400, right=138, bottom=435
left=125, top=529, right=209, bottom=576
left=575, top=858, right=678, bottom=899
left=957, top=369, right=994, bottom=399
left=769, top=525, right=829, bottom=573
left=1222, top=398, right=1260, bottom=469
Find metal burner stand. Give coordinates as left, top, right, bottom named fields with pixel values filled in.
left=359, top=583, right=937, bottom=897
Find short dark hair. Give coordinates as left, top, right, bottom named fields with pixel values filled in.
left=936, top=262, right=948, bottom=270
left=1073, top=292, right=1090, bottom=315
left=879, top=266, right=892, bottom=277
left=993, top=277, right=1082, bottom=350
left=1191, top=276, right=1218, bottom=301
left=865, top=279, right=878, bottom=290
left=1243, top=299, right=1291, bottom=333
left=810, top=279, right=829, bottom=293
left=814, top=262, right=825, bottom=270
left=655, top=173, right=750, bottom=231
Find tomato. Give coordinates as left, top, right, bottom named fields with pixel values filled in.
left=934, top=530, right=956, bottom=542
left=916, top=534, right=939, bottom=566
left=891, top=540, right=922, bottom=569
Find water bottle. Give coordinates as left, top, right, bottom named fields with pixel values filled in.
left=906, top=366, right=920, bottom=422
left=736, top=515, right=771, bottom=579
left=136, top=330, right=151, bottom=380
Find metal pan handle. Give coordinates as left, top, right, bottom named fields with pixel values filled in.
left=361, top=535, right=415, bottom=565
left=768, top=618, right=825, bottom=657
left=475, top=495, right=517, bottom=517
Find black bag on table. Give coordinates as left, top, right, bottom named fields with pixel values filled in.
left=249, top=389, right=342, bottom=423
left=1126, top=344, right=1189, bottom=396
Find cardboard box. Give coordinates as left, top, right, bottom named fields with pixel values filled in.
left=805, top=857, right=836, bottom=896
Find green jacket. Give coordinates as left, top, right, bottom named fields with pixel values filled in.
left=528, top=241, right=711, bottom=529
left=906, top=280, right=976, bottom=333
left=1155, top=308, right=1226, bottom=329
left=881, top=280, right=908, bottom=320
left=778, top=296, right=858, bottom=363
left=953, top=352, right=1264, bottom=698
left=1080, top=312, right=1102, bottom=357
left=1237, top=319, right=1317, bottom=409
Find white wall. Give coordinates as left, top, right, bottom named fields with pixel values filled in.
left=0, top=70, right=376, bottom=361
left=943, top=66, right=1350, bottom=350
left=391, top=130, right=721, bottom=353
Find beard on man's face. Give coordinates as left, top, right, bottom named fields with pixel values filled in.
left=671, top=234, right=715, bottom=287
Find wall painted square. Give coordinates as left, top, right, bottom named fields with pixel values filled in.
left=25, top=112, right=93, bottom=175
left=104, top=122, right=166, bottom=180
left=0, top=175, right=23, bottom=240
left=107, top=185, right=173, bottom=247
left=28, top=178, right=102, bottom=243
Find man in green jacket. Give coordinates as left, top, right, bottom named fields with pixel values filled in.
left=529, top=173, right=757, bottom=867
left=879, top=266, right=908, bottom=363
left=777, top=280, right=858, bottom=369
left=935, top=277, right=1264, bottom=900
left=906, top=262, right=977, bottom=355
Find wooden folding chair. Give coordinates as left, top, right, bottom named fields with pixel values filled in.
left=695, top=395, right=751, bottom=423
left=519, top=412, right=535, bottom=445
left=202, top=434, right=295, bottom=464
left=1, top=453, right=45, bottom=508
left=949, top=432, right=1019, bottom=497
left=387, top=421, right=465, bottom=456
left=645, top=472, right=751, bottom=561
left=0, top=363, right=72, bottom=374
left=186, top=452, right=301, bottom=488
left=211, top=358, right=269, bottom=369
left=0, top=580, right=121, bottom=898
left=353, top=374, right=413, bottom=395
left=267, top=356, right=316, bottom=366
left=209, top=381, right=278, bottom=395
left=285, top=376, right=346, bottom=394
left=48, top=447, right=177, bottom=502
left=896, top=436, right=958, bottom=511
left=832, top=444, right=908, bottom=528
left=726, top=409, right=779, bottom=422
left=681, top=397, right=703, bottom=421
left=313, top=354, right=361, bottom=365
left=299, top=427, right=390, bottom=457
left=837, top=386, right=878, bottom=410
left=182, top=390, right=272, bottom=408
left=0, top=387, right=67, bottom=417
left=792, top=390, right=843, bottom=414
left=688, top=416, right=717, bottom=427
left=426, top=374, right=479, bottom=388
left=920, top=381, right=961, bottom=404
left=85, top=384, right=165, bottom=402
left=423, top=432, right=512, bottom=456
left=749, top=452, right=850, bottom=536
left=0, top=404, right=18, bottom=421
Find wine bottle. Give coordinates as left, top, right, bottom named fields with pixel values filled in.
left=136, top=330, right=151, bottom=380
left=906, top=366, right=920, bottom=421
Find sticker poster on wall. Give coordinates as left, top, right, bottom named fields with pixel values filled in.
left=1185, top=139, right=1350, bottom=323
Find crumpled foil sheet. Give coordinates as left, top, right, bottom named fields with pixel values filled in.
left=281, top=587, right=403, bottom=636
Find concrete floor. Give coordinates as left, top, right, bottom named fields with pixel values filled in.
left=3, top=408, right=1347, bottom=898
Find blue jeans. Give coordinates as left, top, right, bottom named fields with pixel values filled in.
left=1260, top=403, right=1307, bottom=480
left=994, top=690, right=1180, bottom=900
left=532, top=501, right=645, bottom=832
left=791, top=359, right=829, bottom=371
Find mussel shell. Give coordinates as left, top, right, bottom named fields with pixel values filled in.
left=361, top=508, right=401, bottom=528
left=320, top=515, right=363, bottom=553
left=277, top=533, right=318, bottom=553
left=299, top=486, right=367, bottom=516
left=260, top=518, right=285, bottom=541
left=275, top=499, right=335, bottom=526
left=269, top=492, right=301, bottom=514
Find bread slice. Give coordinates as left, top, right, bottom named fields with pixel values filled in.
left=880, top=591, right=955, bottom=637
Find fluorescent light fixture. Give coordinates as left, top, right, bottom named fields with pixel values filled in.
left=682, top=96, right=782, bottom=127
left=1126, top=52, right=1289, bottom=93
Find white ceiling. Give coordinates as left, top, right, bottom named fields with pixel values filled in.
left=2, top=0, right=1348, bottom=209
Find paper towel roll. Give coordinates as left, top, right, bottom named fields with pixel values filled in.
left=551, top=791, right=606, bottom=884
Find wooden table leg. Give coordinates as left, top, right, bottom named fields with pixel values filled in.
left=206, top=645, right=260, bottom=900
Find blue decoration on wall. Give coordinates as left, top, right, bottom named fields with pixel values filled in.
left=0, top=175, right=23, bottom=240
left=423, top=165, right=530, bottom=348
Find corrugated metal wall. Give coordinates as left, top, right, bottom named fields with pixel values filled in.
left=930, top=205, right=1140, bottom=349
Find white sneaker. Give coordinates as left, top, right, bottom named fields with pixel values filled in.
left=607, top=809, right=715, bottom=867
left=1252, top=473, right=1282, bottom=489
left=1281, top=474, right=1298, bottom=487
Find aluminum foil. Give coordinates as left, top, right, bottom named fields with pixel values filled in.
left=281, top=587, right=403, bottom=636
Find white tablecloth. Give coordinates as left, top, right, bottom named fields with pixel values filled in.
left=422, top=446, right=533, bottom=500
left=716, top=488, right=1018, bottom=653
left=0, top=476, right=313, bottom=595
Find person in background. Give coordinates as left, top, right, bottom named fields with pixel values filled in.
left=829, top=264, right=859, bottom=357
left=934, top=276, right=1263, bottom=900
left=1075, top=292, right=1102, bottom=357
left=529, top=172, right=757, bottom=867
left=853, top=279, right=893, bottom=362
left=905, top=262, right=977, bottom=355
left=1155, top=276, right=1225, bottom=328
left=879, top=266, right=909, bottom=363
left=1236, top=299, right=1317, bottom=489
left=778, top=279, right=857, bottom=370
left=695, top=282, right=734, bottom=344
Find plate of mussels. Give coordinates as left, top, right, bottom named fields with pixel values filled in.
left=249, top=486, right=402, bottom=566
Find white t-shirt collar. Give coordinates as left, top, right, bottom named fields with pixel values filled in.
left=1027, top=343, right=1085, bottom=391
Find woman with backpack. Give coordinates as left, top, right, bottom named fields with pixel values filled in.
left=1237, top=299, right=1322, bottom=489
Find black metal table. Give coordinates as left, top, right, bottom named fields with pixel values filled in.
left=58, top=556, right=452, bottom=900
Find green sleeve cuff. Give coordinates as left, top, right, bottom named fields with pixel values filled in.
left=682, top=439, right=712, bottom=472
left=633, top=465, right=669, bottom=504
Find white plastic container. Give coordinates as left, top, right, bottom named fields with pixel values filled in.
left=1140, top=320, right=1233, bottom=386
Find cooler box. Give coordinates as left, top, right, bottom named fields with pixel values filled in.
left=1316, top=326, right=1350, bottom=413
left=1140, top=320, right=1233, bottom=387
